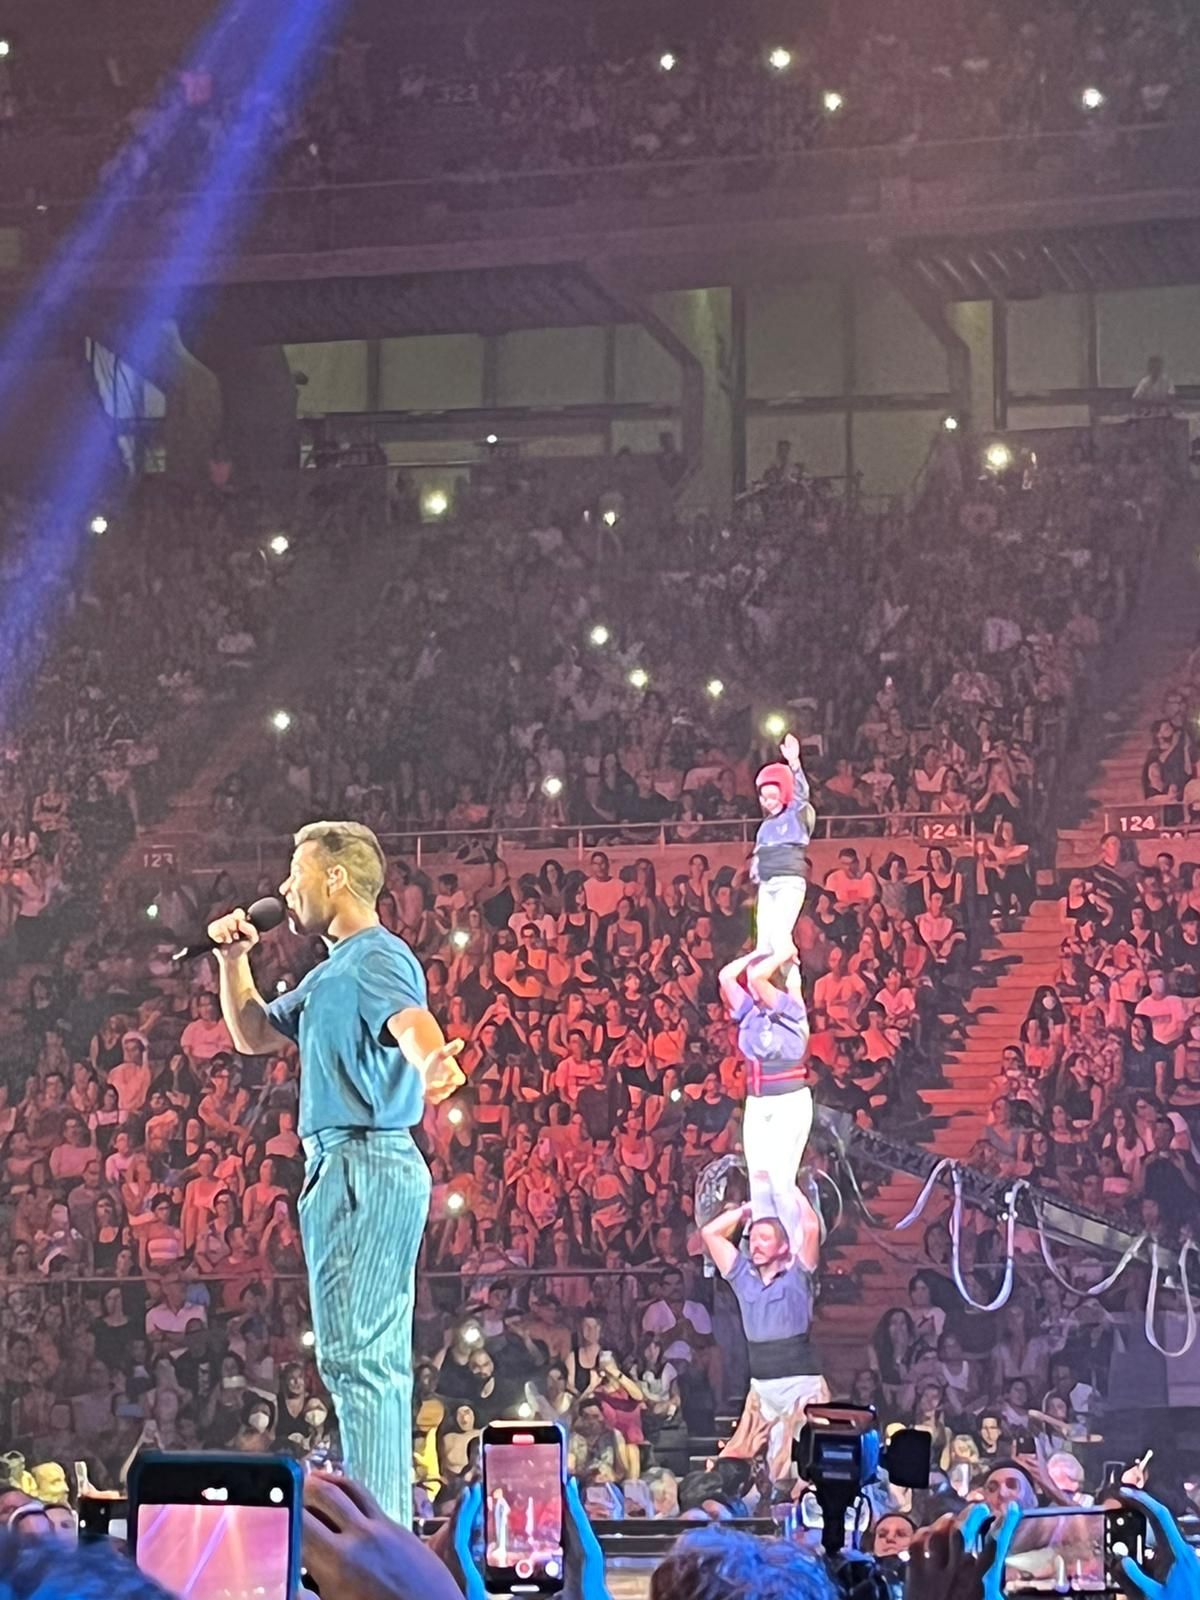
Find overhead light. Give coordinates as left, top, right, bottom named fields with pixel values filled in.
left=768, top=47, right=792, bottom=71
left=589, top=624, right=610, bottom=647
left=985, top=442, right=1012, bottom=472
left=89, top=515, right=108, bottom=536
left=659, top=52, right=676, bottom=72
left=268, top=533, right=290, bottom=555
left=822, top=90, right=844, bottom=113
left=270, top=710, right=293, bottom=734
left=628, top=668, right=649, bottom=690
left=1081, top=86, right=1105, bottom=111
left=764, top=713, right=787, bottom=738
left=706, top=678, right=725, bottom=699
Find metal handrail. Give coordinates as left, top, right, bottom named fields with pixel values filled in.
left=140, top=809, right=984, bottom=876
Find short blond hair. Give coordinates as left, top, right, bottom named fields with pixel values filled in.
left=294, top=820, right=386, bottom=906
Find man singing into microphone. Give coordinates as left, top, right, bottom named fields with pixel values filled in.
left=207, top=821, right=463, bottom=1523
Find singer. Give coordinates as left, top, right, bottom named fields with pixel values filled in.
left=206, top=820, right=463, bottom=1523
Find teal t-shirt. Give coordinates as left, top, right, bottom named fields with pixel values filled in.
left=265, top=925, right=427, bottom=1137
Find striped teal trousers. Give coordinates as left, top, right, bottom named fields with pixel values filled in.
left=300, top=1128, right=431, bottom=1524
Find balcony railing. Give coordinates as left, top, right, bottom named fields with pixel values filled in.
left=141, top=809, right=984, bottom=878
left=4, top=119, right=1197, bottom=267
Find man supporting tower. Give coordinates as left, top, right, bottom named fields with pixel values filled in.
left=701, top=1181, right=826, bottom=1482
left=720, top=945, right=814, bottom=1220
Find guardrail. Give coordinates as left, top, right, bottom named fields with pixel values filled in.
left=6, top=118, right=1198, bottom=264
left=1102, top=795, right=1200, bottom=841
left=139, top=809, right=984, bottom=877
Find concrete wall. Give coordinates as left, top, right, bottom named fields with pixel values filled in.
left=743, top=274, right=953, bottom=495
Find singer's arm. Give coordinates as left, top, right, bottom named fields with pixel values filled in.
left=207, top=910, right=290, bottom=1055
left=218, top=952, right=290, bottom=1055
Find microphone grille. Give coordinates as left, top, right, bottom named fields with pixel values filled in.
left=247, top=896, right=286, bottom=933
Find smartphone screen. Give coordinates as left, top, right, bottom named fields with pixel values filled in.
left=483, top=1429, right=565, bottom=1593
left=135, top=1501, right=292, bottom=1599
left=1003, top=1507, right=1145, bottom=1595
left=128, top=1452, right=300, bottom=1600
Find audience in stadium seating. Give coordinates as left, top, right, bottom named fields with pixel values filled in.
left=5, top=0, right=1198, bottom=212
left=0, top=430, right=1185, bottom=1531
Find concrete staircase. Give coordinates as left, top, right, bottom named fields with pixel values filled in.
left=1057, top=485, right=1200, bottom=870
left=813, top=899, right=1067, bottom=1392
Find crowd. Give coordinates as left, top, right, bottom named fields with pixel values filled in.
left=2, top=0, right=1198, bottom=210
left=0, top=425, right=1182, bottom=1534
left=0, top=468, right=344, bottom=976
left=214, top=432, right=1170, bottom=875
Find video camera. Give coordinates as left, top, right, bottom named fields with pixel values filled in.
left=794, top=1404, right=932, bottom=1557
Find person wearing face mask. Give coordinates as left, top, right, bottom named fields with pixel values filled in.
left=233, top=1396, right=277, bottom=1453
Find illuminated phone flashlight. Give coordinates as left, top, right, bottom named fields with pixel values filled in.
left=451, top=928, right=470, bottom=950
left=422, top=488, right=449, bottom=519
left=942, top=415, right=960, bottom=432
left=517, top=1402, right=534, bottom=1418
left=301, top=1330, right=316, bottom=1349
left=822, top=90, right=844, bottom=113
left=706, top=678, right=725, bottom=699
left=447, top=1192, right=465, bottom=1213
left=628, top=668, right=649, bottom=690
left=0, top=41, right=11, bottom=59
left=659, top=51, right=676, bottom=71
left=601, top=508, right=619, bottom=527
left=768, top=46, right=792, bottom=71
left=89, top=513, right=109, bottom=536
left=268, top=533, right=290, bottom=556
left=462, top=1324, right=482, bottom=1346
left=588, top=623, right=610, bottom=647
left=275, top=979, right=290, bottom=995
left=485, top=433, right=498, bottom=445
left=670, top=1089, right=682, bottom=1102
left=542, top=775, right=564, bottom=799
left=270, top=709, right=292, bottom=734
left=146, top=903, right=159, bottom=920
left=447, top=1106, right=464, bottom=1126
left=763, top=713, right=787, bottom=738
left=985, top=441, right=1012, bottom=472
left=1081, top=86, right=1105, bottom=110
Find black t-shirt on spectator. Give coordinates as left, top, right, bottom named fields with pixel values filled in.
left=686, top=1094, right=735, bottom=1138
left=818, top=1073, right=871, bottom=1119
left=578, top=1080, right=615, bottom=1141
left=1125, top=1044, right=1169, bottom=1095
left=1142, top=1153, right=1199, bottom=1229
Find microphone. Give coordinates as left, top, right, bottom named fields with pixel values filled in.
left=172, top=896, right=286, bottom=963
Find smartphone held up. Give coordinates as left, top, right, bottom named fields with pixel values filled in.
left=126, top=1451, right=303, bottom=1600
left=482, top=1420, right=566, bottom=1595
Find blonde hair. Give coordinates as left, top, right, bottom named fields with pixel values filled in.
left=294, top=820, right=386, bottom=906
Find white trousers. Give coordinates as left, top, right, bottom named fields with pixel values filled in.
left=753, top=1373, right=831, bottom=1479
left=755, top=875, right=808, bottom=958
left=743, top=1085, right=814, bottom=1227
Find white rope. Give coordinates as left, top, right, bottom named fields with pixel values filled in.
left=1031, top=1195, right=1146, bottom=1297
left=948, top=1168, right=1020, bottom=1313
left=892, top=1157, right=958, bottom=1231
left=1144, top=1237, right=1199, bottom=1358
